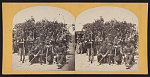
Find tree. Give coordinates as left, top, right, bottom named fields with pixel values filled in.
left=82, top=16, right=138, bottom=52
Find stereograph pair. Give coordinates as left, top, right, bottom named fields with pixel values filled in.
left=2, top=3, right=148, bottom=74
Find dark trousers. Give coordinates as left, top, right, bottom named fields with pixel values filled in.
left=19, top=48, right=25, bottom=63
left=56, top=54, right=66, bottom=64
left=108, top=54, right=114, bottom=65
left=47, top=54, right=54, bottom=64
left=125, top=54, right=134, bottom=65
left=29, top=54, right=40, bottom=64
left=87, top=48, right=94, bottom=62
left=97, top=54, right=107, bottom=64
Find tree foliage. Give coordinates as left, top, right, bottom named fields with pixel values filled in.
left=82, top=16, right=138, bottom=50
left=13, top=17, right=72, bottom=48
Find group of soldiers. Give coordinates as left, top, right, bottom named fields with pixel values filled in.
left=13, top=31, right=68, bottom=69
left=76, top=33, right=136, bottom=69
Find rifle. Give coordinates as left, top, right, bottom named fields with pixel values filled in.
left=29, top=49, right=42, bottom=63
left=98, top=50, right=109, bottom=63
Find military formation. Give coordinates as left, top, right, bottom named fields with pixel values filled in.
left=75, top=31, right=137, bottom=69
left=13, top=32, right=68, bottom=69
left=13, top=17, right=70, bottom=69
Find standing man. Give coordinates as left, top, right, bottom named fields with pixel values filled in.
left=18, top=30, right=25, bottom=63
left=114, top=44, right=123, bottom=65
left=107, top=42, right=115, bottom=65
left=45, top=36, right=54, bottom=64
left=86, top=39, right=94, bottom=63
left=95, top=33, right=103, bottom=55
left=38, top=33, right=45, bottom=65
left=26, top=32, right=34, bottom=57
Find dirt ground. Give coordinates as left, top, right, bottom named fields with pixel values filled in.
left=75, top=53, right=139, bottom=71
left=12, top=53, right=75, bottom=71
left=12, top=43, right=75, bottom=71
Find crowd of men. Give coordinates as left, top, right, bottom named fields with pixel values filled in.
left=75, top=32, right=137, bottom=69
left=13, top=31, right=68, bottom=69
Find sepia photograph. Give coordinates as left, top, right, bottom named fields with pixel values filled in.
left=12, top=6, right=75, bottom=71
left=75, top=6, right=139, bottom=71
left=2, top=3, right=148, bottom=74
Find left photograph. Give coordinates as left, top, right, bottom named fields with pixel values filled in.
left=12, top=6, right=75, bottom=71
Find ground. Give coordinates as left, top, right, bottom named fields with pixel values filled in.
left=75, top=53, right=139, bottom=71
left=12, top=42, right=139, bottom=71
left=12, top=43, right=75, bottom=71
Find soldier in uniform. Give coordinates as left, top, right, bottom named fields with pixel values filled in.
left=114, top=44, right=123, bottom=65
left=86, top=39, right=94, bottom=63
left=29, top=40, right=45, bottom=65
left=29, top=40, right=39, bottom=64
left=38, top=33, right=46, bottom=65
left=18, top=30, right=25, bottom=63
left=124, top=41, right=135, bottom=69
left=78, top=41, right=83, bottom=54
left=107, top=42, right=115, bottom=65
left=97, top=41, right=109, bottom=65
left=45, top=36, right=54, bottom=64
left=13, top=34, right=18, bottom=53
left=56, top=43, right=67, bottom=69
left=95, top=34, right=103, bottom=55
left=26, top=32, right=34, bottom=56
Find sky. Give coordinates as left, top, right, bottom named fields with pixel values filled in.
left=75, top=6, right=138, bottom=31
left=13, top=6, right=75, bottom=34
left=13, top=6, right=139, bottom=34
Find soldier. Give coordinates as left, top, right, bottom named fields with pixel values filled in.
left=39, top=41, right=45, bottom=65
left=95, top=34, right=103, bottom=55
left=13, top=34, right=18, bottom=53
left=56, top=43, right=67, bottom=69
left=95, top=35, right=99, bottom=55
left=114, top=44, right=123, bottom=65
left=18, top=30, right=25, bottom=63
left=29, top=40, right=45, bottom=65
left=86, top=40, right=94, bottom=63
left=45, top=36, right=54, bottom=64
left=97, top=41, right=109, bottom=65
left=26, top=32, right=34, bottom=56
left=29, top=40, right=39, bottom=64
left=124, top=41, right=135, bottom=69
left=107, top=42, right=115, bottom=65
left=76, top=41, right=83, bottom=54
left=37, top=33, right=46, bottom=65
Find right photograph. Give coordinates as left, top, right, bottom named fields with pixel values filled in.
left=75, top=6, right=139, bottom=71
